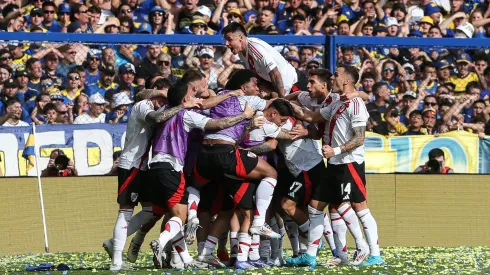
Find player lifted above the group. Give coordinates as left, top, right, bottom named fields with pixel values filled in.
left=222, top=22, right=307, bottom=98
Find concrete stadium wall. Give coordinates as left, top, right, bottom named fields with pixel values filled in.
left=0, top=175, right=489, bottom=255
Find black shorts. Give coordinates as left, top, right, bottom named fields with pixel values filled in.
left=149, top=162, right=189, bottom=215
left=283, top=161, right=327, bottom=206
left=324, top=162, right=367, bottom=204
left=198, top=181, right=233, bottom=215
left=117, top=167, right=150, bottom=205
left=224, top=177, right=257, bottom=210
left=194, top=144, right=259, bottom=183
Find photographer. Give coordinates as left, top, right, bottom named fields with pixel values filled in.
left=414, top=148, right=454, bottom=174
left=41, top=149, right=78, bottom=177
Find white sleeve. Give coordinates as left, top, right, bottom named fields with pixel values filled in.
left=297, top=91, right=313, bottom=109
left=73, top=116, right=83, bottom=124
left=134, top=100, right=154, bottom=122
left=240, top=96, right=267, bottom=111
left=183, top=110, right=211, bottom=132
left=350, top=98, right=369, bottom=128
left=252, top=42, right=277, bottom=73
left=261, top=121, right=281, bottom=138
left=319, top=103, right=335, bottom=121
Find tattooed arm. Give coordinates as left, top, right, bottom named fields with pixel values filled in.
left=269, top=67, right=285, bottom=98
left=246, top=139, right=278, bottom=155
left=204, top=103, right=255, bottom=130
left=340, top=126, right=366, bottom=153
left=145, top=98, right=203, bottom=124
left=135, top=89, right=167, bottom=102
left=275, top=129, right=297, bottom=140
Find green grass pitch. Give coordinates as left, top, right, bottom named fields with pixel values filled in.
left=1, top=247, right=489, bottom=274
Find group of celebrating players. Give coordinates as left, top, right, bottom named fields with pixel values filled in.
left=101, top=22, right=384, bottom=271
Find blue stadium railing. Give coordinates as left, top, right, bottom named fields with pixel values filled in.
left=1, top=32, right=489, bottom=72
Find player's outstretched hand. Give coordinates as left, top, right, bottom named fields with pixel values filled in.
left=183, top=97, right=204, bottom=109
left=243, top=102, right=255, bottom=118
left=322, top=145, right=335, bottom=158
left=290, top=124, right=308, bottom=139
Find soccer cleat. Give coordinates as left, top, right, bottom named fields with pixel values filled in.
left=185, top=216, right=200, bottom=245
left=358, top=255, right=385, bottom=267
left=249, top=259, right=272, bottom=268
left=102, top=239, right=114, bottom=260
left=170, top=251, right=184, bottom=269
left=351, top=243, right=370, bottom=266
left=217, top=249, right=230, bottom=262
left=249, top=223, right=281, bottom=239
left=150, top=240, right=166, bottom=268
left=126, top=239, right=141, bottom=263
left=270, top=256, right=284, bottom=267
left=234, top=260, right=255, bottom=270
left=285, top=253, right=317, bottom=268
left=109, top=262, right=135, bottom=271
left=185, top=260, right=209, bottom=269
left=322, top=256, right=342, bottom=266
left=196, top=254, right=226, bottom=268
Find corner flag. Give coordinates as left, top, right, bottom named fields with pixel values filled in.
left=22, top=129, right=36, bottom=172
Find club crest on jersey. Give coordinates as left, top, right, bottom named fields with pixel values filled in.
left=131, top=192, right=139, bottom=202
left=247, top=151, right=257, bottom=158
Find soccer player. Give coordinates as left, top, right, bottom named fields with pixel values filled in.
left=287, top=66, right=383, bottom=268
left=149, top=81, right=256, bottom=268
left=103, top=89, right=203, bottom=271
left=222, top=22, right=302, bottom=98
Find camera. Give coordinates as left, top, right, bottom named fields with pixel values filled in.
left=424, top=159, right=441, bottom=174
left=54, top=155, right=70, bottom=172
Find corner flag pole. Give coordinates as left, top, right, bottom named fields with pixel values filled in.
left=32, top=123, right=50, bottom=253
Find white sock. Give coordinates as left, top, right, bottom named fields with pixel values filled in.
left=198, top=241, right=205, bottom=255
left=158, top=217, right=182, bottom=247
left=252, top=177, right=277, bottom=227
left=284, top=216, right=299, bottom=256
left=259, top=238, right=270, bottom=259
left=187, top=187, right=200, bottom=219
left=270, top=218, right=280, bottom=259
left=331, top=212, right=348, bottom=258
left=323, top=213, right=336, bottom=255
left=171, top=247, right=183, bottom=266
left=201, top=235, right=218, bottom=256
left=172, top=232, right=193, bottom=264
left=230, top=232, right=238, bottom=258
left=249, top=235, right=260, bottom=261
left=112, top=209, right=133, bottom=265
left=306, top=206, right=324, bottom=256
left=357, top=209, right=380, bottom=256
left=338, top=204, right=365, bottom=248
left=298, top=221, right=310, bottom=254
left=237, top=233, right=251, bottom=262
left=126, top=206, right=153, bottom=236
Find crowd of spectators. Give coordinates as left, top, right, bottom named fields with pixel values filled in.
left=0, top=0, right=489, bottom=136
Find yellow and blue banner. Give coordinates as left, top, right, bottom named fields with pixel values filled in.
left=22, top=128, right=36, bottom=172
left=1, top=125, right=490, bottom=176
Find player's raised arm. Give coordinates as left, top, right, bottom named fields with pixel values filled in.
left=203, top=102, right=255, bottom=130
left=291, top=102, right=327, bottom=123
left=145, top=97, right=203, bottom=125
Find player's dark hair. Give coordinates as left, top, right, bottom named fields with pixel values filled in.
left=269, top=99, right=294, bottom=117
left=182, top=69, right=205, bottom=84
left=225, top=69, right=256, bottom=90
left=6, top=98, right=20, bottom=108
left=222, top=22, right=248, bottom=37
left=340, top=65, right=359, bottom=83
left=308, top=68, right=332, bottom=84
left=167, top=81, right=189, bottom=107
left=428, top=148, right=445, bottom=160
left=372, top=82, right=388, bottom=94
left=150, top=77, right=171, bottom=90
